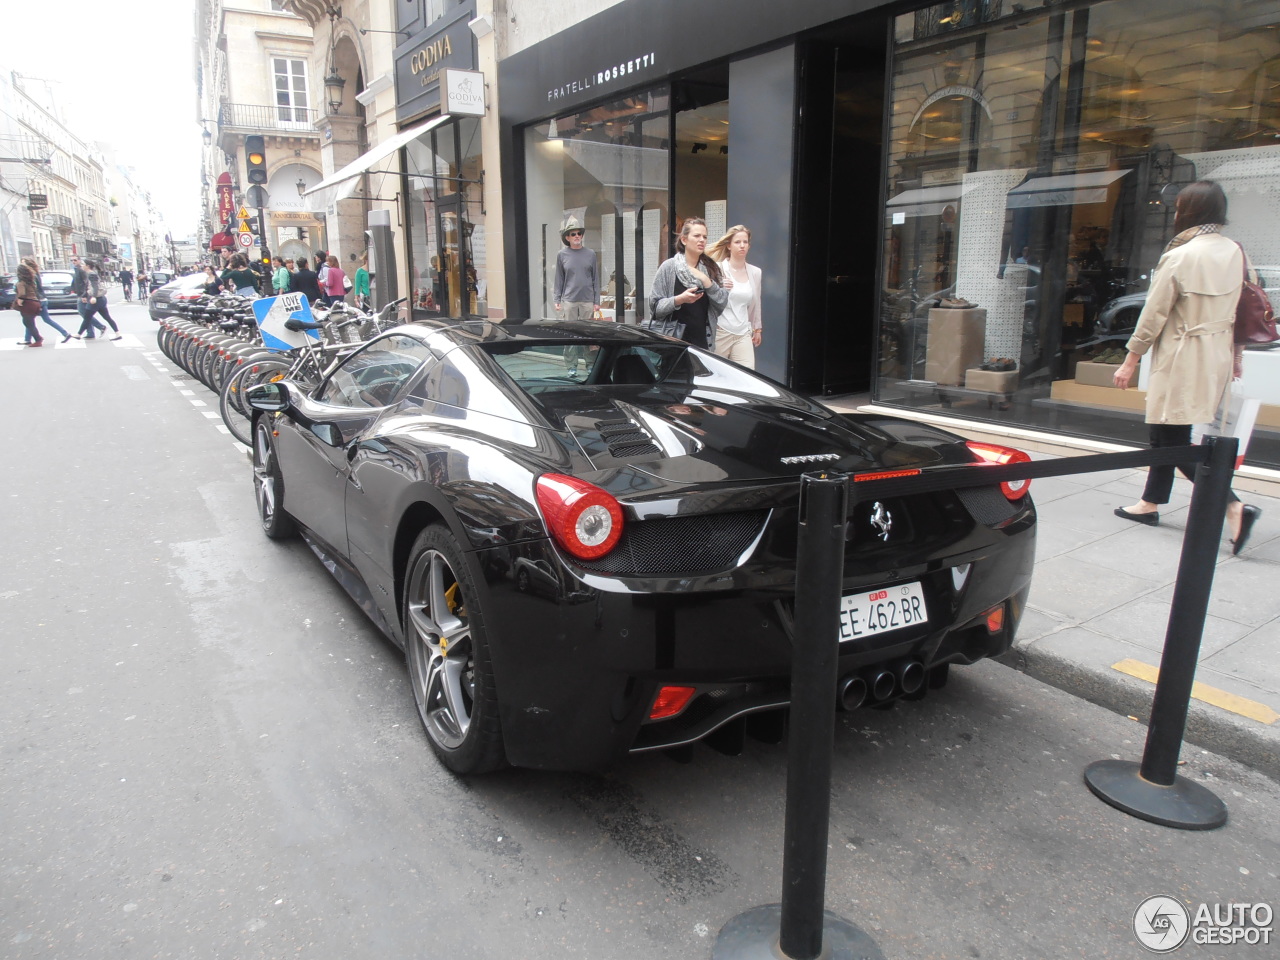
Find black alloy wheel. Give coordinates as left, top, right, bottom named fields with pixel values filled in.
left=403, top=526, right=505, bottom=774
left=252, top=419, right=296, bottom=540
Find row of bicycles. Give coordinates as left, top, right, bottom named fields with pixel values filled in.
left=154, top=293, right=405, bottom=446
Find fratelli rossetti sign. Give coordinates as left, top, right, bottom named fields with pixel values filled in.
left=394, top=5, right=477, bottom=123
left=547, top=51, right=658, bottom=103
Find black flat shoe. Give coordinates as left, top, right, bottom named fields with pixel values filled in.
left=1231, top=505, right=1261, bottom=556
left=1114, top=506, right=1159, bottom=526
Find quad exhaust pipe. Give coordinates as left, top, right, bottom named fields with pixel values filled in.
left=837, top=660, right=925, bottom=710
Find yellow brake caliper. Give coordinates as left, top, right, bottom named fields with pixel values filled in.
left=440, top=582, right=465, bottom=656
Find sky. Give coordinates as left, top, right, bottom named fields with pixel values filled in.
left=5, top=0, right=202, bottom=238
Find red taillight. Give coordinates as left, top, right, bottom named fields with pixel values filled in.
left=534, top=474, right=624, bottom=560
left=985, top=604, right=1005, bottom=633
left=965, top=441, right=1032, bottom=501
left=649, top=685, right=697, bottom=720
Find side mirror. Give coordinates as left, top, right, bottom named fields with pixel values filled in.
left=245, top=381, right=291, bottom=412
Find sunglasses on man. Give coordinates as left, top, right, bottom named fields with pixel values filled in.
left=567, top=231, right=584, bottom=238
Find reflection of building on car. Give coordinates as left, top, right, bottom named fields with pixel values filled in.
left=244, top=320, right=1037, bottom=775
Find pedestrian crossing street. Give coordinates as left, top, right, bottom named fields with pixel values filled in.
left=0, top=333, right=145, bottom=350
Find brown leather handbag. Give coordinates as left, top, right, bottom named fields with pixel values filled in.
left=1234, top=244, right=1277, bottom=345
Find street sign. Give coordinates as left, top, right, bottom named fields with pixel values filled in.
left=238, top=219, right=252, bottom=233
left=238, top=206, right=250, bottom=220
left=237, top=232, right=255, bottom=248
left=252, top=293, right=320, bottom=352
left=27, top=193, right=48, bottom=211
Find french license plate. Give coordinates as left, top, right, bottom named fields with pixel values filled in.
left=837, top=581, right=928, bottom=642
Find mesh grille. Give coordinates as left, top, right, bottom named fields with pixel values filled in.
left=578, top=510, right=769, bottom=576
left=956, top=486, right=1019, bottom=525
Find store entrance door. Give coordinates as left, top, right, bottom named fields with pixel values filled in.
left=791, top=18, right=888, bottom=397
left=436, top=195, right=474, bottom=318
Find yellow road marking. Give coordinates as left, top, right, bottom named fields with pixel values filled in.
left=1112, top=659, right=1279, bottom=725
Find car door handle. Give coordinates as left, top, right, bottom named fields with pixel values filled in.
left=346, top=443, right=359, bottom=463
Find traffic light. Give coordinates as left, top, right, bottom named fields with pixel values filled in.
left=245, top=136, right=267, bottom=185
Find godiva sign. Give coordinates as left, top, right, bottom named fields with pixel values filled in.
left=394, top=4, right=477, bottom=124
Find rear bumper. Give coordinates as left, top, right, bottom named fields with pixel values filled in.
left=471, top=516, right=1036, bottom=771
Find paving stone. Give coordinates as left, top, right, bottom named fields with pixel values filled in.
left=1027, top=554, right=1162, bottom=622
left=1084, top=598, right=1254, bottom=658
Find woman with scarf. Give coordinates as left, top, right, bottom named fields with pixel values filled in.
left=645, top=217, right=728, bottom=350
left=76, top=259, right=122, bottom=340
left=17, top=259, right=75, bottom=345
left=1111, top=180, right=1261, bottom=553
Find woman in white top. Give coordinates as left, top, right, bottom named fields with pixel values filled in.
left=707, top=225, right=762, bottom=368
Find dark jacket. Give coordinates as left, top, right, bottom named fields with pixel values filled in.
left=293, top=269, right=322, bottom=303
left=69, top=264, right=87, bottom=296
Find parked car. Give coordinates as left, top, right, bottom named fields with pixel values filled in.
left=144, top=271, right=173, bottom=294
left=147, top=273, right=208, bottom=321
left=1089, top=265, right=1280, bottom=347
left=0, top=274, right=15, bottom=310
left=244, top=320, right=1037, bottom=774
left=39, top=270, right=80, bottom=312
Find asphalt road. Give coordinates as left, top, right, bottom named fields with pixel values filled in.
left=3, top=299, right=1278, bottom=959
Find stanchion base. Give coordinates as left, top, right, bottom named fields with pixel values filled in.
left=712, top=904, right=885, bottom=960
left=1084, top=759, right=1227, bottom=830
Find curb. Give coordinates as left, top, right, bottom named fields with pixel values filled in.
left=997, top=644, right=1280, bottom=783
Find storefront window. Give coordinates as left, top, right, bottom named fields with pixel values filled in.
left=404, top=118, right=485, bottom=318
left=523, top=90, right=672, bottom=323
left=878, top=0, right=1280, bottom=469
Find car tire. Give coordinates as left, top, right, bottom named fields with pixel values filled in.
left=252, top=418, right=297, bottom=540
left=403, top=526, right=506, bottom=775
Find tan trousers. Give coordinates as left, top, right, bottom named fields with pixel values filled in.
left=714, top=330, right=756, bottom=369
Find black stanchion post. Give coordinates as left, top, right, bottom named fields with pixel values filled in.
left=713, top=472, right=885, bottom=960
left=1084, top=436, right=1236, bottom=830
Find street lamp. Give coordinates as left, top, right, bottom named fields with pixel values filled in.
left=296, top=177, right=307, bottom=197
left=325, top=70, right=346, bottom=114
left=324, top=7, right=345, bottom=114
left=202, top=125, right=213, bottom=147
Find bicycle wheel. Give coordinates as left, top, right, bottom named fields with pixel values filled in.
left=220, top=356, right=289, bottom=446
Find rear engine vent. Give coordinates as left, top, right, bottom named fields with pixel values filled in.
left=577, top=510, right=769, bottom=576
left=598, top=419, right=661, bottom=460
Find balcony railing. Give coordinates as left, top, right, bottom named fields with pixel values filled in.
left=218, top=102, right=318, bottom=133
left=46, top=213, right=73, bottom=229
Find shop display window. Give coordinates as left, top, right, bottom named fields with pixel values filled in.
left=878, top=0, right=1280, bottom=469
left=404, top=117, right=485, bottom=319
left=524, top=89, right=674, bottom=323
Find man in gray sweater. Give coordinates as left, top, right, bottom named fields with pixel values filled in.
left=553, top=216, right=600, bottom=321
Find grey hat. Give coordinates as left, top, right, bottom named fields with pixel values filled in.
left=559, top=215, right=585, bottom=244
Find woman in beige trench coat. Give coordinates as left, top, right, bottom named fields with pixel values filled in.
left=1111, top=180, right=1261, bottom=554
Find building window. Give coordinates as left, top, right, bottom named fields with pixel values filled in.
left=273, top=58, right=309, bottom=124
left=876, top=0, right=1280, bottom=469
left=523, top=90, right=675, bottom=324
left=404, top=118, right=485, bottom=319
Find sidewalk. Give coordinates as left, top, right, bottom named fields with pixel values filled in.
left=825, top=397, right=1280, bottom=778
left=1003, top=455, right=1280, bottom=779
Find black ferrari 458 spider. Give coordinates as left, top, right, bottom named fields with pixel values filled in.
left=245, top=320, right=1036, bottom=773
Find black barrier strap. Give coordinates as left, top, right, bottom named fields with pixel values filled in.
left=848, top=445, right=1208, bottom=506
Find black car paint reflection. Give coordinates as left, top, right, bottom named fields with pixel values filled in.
left=247, top=320, right=1037, bottom=772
